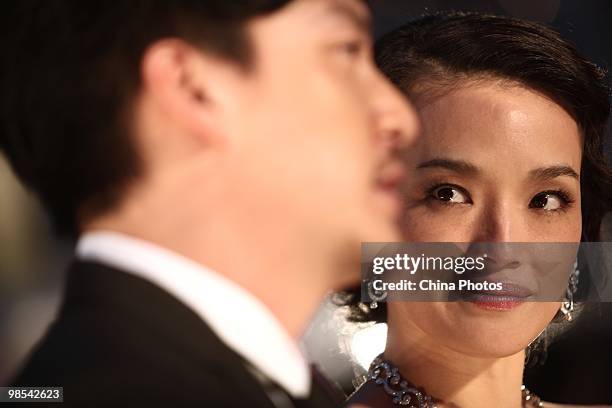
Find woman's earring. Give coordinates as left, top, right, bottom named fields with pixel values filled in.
left=560, top=260, right=580, bottom=321
left=367, top=280, right=387, bottom=309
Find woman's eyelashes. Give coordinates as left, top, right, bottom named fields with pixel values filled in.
left=425, top=183, right=473, bottom=206
left=528, top=189, right=575, bottom=213
left=423, top=183, right=575, bottom=214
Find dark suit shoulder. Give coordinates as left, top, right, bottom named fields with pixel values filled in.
left=12, top=261, right=277, bottom=407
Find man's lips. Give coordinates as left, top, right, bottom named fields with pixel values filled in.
left=374, top=161, right=406, bottom=193
left=373, top=161, right=406, bottom=216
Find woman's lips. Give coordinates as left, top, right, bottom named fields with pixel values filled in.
left=464, top=294, right=524, bottom=311
left=460, top=282, right=533, bottom=311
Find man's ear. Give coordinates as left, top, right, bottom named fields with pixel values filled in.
left=140, top=39, right=228, bottom=146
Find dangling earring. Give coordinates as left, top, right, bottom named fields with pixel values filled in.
left=366, top=280, right=387, bottom=309
left=560, top=259, right=580, bottom=321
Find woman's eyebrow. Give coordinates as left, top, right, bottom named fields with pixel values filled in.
left=529, top=165, right=580, bottom=181
left=416, top=158, right=480, bottom=175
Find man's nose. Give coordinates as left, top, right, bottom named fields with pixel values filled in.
left=372, top=74, right=420, bottom=152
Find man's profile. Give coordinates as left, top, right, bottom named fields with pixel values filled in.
left=1, top=1, right=418, bottom=406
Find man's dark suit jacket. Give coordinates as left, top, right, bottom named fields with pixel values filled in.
left=12, top=261, right=342, bottom=407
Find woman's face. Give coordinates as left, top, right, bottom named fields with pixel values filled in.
left=389, top=79, right=583, bottom=357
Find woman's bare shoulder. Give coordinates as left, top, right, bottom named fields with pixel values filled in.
left=542, top=403, right=612, bottom=408
left=344, top=380, right=395, bottom=408
left=346, top=386, right=612, bottom=408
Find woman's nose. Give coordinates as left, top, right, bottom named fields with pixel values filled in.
left=470, top=202, right=523, bottom=243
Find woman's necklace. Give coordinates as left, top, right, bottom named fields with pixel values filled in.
left=367, top=354, right=543, bottom=408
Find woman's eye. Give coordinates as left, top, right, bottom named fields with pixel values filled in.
left=529, top=192, right=564, bottom=211
left=431, top=185, right=470, bottom=204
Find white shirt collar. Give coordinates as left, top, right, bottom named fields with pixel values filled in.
left=76, top=231, right=311, bottom=398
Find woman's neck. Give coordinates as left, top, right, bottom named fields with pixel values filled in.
left=384, top=320, right=526, bottom=408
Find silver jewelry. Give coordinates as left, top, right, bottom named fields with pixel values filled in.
left=521, top=385, right=544, bottom=408
left=367, top=279, right=387, bottom=309
left=560, top=260, right=580, bottom=321
left=368, top=355, right=436, bottom=407
left=367, top=354, right=543, bottom=407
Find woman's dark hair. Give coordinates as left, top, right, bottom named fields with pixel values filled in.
left=337, top=12, right=611, bottom=324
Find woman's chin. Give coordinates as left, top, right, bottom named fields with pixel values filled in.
left=435, top=302, right=558, bottom=358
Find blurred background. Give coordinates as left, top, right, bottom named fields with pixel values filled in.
left=1, top=0, right=611, bottom=404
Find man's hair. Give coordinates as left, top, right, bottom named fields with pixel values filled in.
left=336, top=12, right=611, bottom=324
left=0, top=0, right=291, bottom=236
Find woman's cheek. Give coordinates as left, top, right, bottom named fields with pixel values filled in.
left=402, top=208, right=474, bottom=242
left=525, top=210, right=582, bottom=242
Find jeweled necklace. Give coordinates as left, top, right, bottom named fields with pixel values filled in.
left=367, top=354, right=543, bottom=407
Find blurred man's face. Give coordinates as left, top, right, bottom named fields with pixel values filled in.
left=213, top=0, right=419, bottom=286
